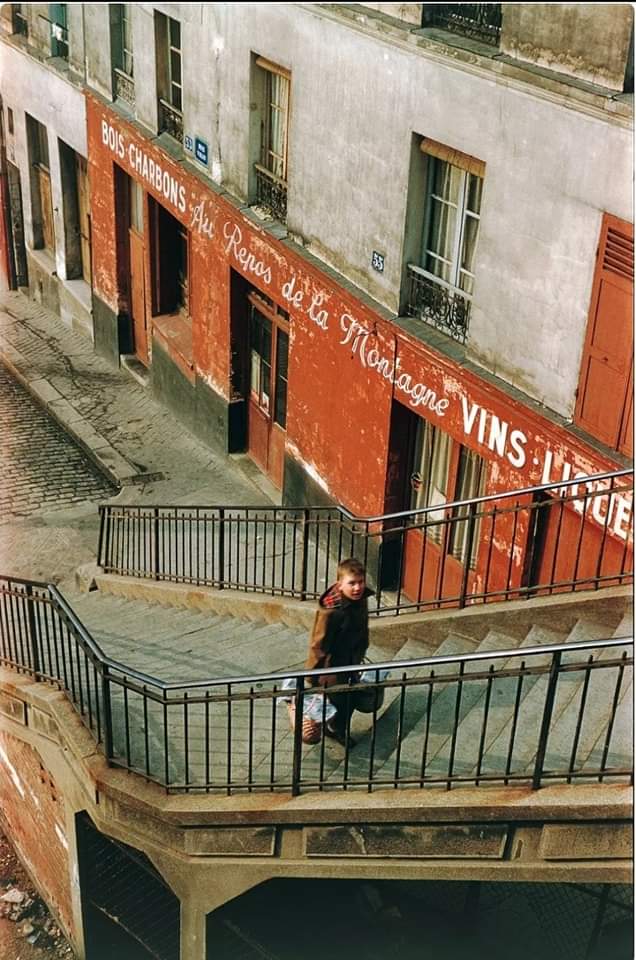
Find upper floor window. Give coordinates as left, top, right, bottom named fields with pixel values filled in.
left=110, top=3, right=134, bottom=108
left=253, top=57, right=290, bottom=223
left=422, top=4, right=502, bottom=47
left=49, top=3, right=68, bottom=59
left=11, top=4, right=28, bottom=37
left=155, top=13, right=183, bottom=144
left=406, top=139, right=484, bottom=344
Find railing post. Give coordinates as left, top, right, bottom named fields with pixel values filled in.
left=291, top=676, right=305, bottom=796
left=96, top=506, right=106, bottom=569
left=25, top=585, right=41, bottom=679
left=532, top=650, right=562, bottom=789
left=218, top=508, right=225, bottom=589
left=300, top=509, right=310, bottom=601
left=153, top=507, right=160, bottom=581
left=101, top=666, right=114, bottom=762
left=459, top=503, right=477, bottom=608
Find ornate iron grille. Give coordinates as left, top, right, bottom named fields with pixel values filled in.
left=426, top=4, right=502, bottom=46
left=254, top=162, right=288, bottom=223
left=158, top=98, right=183, bottom=145
left=406, top=266, right=471, bottom=342
left=113, top=68, right=135, bottom=109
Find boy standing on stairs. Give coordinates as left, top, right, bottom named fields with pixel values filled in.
left=305, top=558, right=372, bottom=746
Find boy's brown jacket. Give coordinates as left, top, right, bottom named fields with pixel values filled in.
left=305, top=583, right=371, bottom=686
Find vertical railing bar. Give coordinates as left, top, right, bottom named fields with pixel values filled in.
left=475, top=664, right=495, bottom=784
left=218, top=508, right=225, bottom=589
left=248, top=685, right=255, bottom=790
left=571, top=492, right=590, bottom=589
left=367, top=669, right=379, bottom=791
left=505, top=664, right=525, bottom=784
left=143, top=685, right=150, bottom=777
left=393, top=673, right=407, bottom=786
left=269, top=685, right=278, bottom=791
left=532, top=650, right=562, bottom=790
left=446, top=661, right=465, bottom=789
left=419, top=671, right=434, bottom=785
left=226, top=683, right=232, bottom=795
left=458, top=503, right=477, bottom=609
left=123, top=681, right=131, bottom=768
left=598, top=654, right=627, bottom=781
left=183, top=690, right=189, bottom=790
left=483, top=505, right=497, bottom=601
left=567, top=655, right=593, bottom=783
left=291, top=676, right=304, bottom=796
left=163, top=689, right=170, bottom=787
left=505, top=502, right=520, bottom=598
left=205, top=689, right=211, bottom=791
left=101, top=665, right=114, bottom=763
left=548, top=497, right=566, bottom=594
left=594, top=487, right=613, bottom=588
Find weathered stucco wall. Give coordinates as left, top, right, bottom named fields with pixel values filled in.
left=190, top=4, right=631, bottom=420
left=501, top=3, right=633, bottom=91
left=0, top=42, right=87, bottom=281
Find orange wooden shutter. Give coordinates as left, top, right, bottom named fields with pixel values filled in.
left=574, top=213, right=634, bottom=453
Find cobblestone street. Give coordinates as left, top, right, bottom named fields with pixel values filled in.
left=0, top=364, right=116, bottom=519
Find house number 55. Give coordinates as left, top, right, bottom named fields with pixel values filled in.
left=371, top=251, right=385, bottom=272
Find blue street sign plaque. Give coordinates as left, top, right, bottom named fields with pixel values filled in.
left=195, top=137, right=209, bottom=166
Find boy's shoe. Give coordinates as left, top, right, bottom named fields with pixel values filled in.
left=325, top=722, right=355, bottom=747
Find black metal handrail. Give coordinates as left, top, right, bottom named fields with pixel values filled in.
left=0, top=575, right=632, bottom=796
left=97, top=469, right=633, bottom=615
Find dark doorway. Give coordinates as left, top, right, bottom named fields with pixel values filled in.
left=75, top=812, right=180, bottom=960
left=6, top=161, right=28, bottom=288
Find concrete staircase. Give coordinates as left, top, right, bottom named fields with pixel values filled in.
left=61, top=585, right=632, bottom=793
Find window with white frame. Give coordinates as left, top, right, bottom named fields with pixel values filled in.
left=155, top=13, right=183, bottom=142
left=253, top=57, right=290, bottom=222
left=111, top=4, right=134, bottom=106
left=406, top=140, right=485, bottom=343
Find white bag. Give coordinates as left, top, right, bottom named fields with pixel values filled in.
left=278, top=677, right=337, bottom=722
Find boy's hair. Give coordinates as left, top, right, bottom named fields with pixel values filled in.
left=337, top=557, right=366, bottom=580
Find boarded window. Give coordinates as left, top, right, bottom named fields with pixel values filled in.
left=575, top=214, right=633, bottom=457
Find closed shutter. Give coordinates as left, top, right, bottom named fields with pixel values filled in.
left=37, top=165, right=55, bottom=252
left=574, top=213, right=633, bottom=453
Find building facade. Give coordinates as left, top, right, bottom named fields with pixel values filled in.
left=0, top=2, right=633, bottom=597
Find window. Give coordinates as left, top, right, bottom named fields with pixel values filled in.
left=253, top=57, right=290, bottom=222
left=49, top=3, right=68, bottom=59
left=406, top=139, right=484, bottom=343
left=59, top=142, right=91, bottom=283
left=150, top=198, right=189, bottom=316
left=26, top=115, right=55, bottom=253
left=11, top=4, right=28, bottom=37
left=111, top=4, right=134, bottom=107
left=7, top=109, right=14, bottom=136
left=155, top=13, right=183, bottom=143
left=449, top=446, right=486, bottom=567
left=410, top=418, right=486, bottom=567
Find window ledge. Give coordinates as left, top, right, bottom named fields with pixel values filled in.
left=27, top=246, right=57, bottom=275
left=152, top=312, right=194, bottom=383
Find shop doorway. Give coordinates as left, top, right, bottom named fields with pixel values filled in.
left=5, top=162, right=28, bottom=288
left=383, top=400, right=486, bottom=605
left=129, top=178, right=148, bottom=365
left=246, top=289, right=289, bottom=489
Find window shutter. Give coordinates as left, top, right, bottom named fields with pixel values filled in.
left=420, top=138, right=485, bottom=178
left=574, top=213, right=634, bottom=453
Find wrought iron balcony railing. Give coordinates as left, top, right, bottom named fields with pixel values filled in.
left=254, top=163, right=288, bottom=223
left=158, top=98, right=183, bottom=145
left=114, top=68, right=135, bottom=110
left=406, top=265, right=471, bottom=343
left=425, top=4, right=502, bottom=47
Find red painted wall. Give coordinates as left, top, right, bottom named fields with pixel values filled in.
left=0, top=733, right=75, bottom=944
left=87, top=96, right=629, bottom=526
